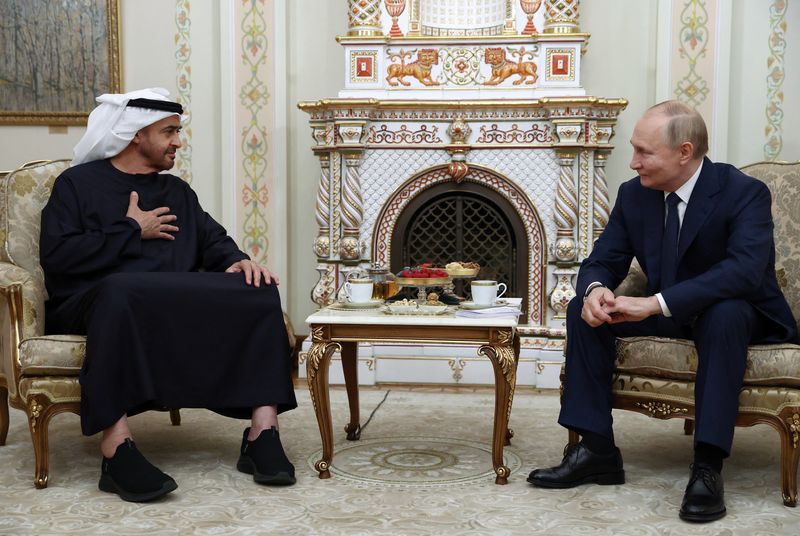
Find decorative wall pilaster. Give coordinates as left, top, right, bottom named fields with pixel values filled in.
left=764, top=0, right=787, bottom=161
left=231, top=0, right=276, bottom=265
left=672, top=1, right=713, bottom=115
left=174, top=0, right=192, bottom=182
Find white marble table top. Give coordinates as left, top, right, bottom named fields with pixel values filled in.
left=306, top=306, right=519, bottom=328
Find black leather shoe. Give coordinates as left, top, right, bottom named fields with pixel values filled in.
left=527, top=442, right=625, bottom=488
left=679, top=463, right=726, bottom=522
left=98, top=439, right=177, bottom=502
left=237, top=427, right=296, bottom=485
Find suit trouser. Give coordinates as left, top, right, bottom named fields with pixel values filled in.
left=558, top=296, right=760, bottom=456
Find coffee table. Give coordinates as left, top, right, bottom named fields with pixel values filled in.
left=305, top=306, right=521, bottom=484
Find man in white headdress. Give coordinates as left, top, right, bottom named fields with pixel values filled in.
left=39, top=88, right=297, bottom=502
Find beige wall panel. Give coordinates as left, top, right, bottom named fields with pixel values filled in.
left=286, top=0, right=348, bottom=327
left=185, top=3, right=223, bottom=219
left=581, top=0, right=659, bottom=202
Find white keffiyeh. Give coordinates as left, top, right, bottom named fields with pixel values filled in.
left=71, top=88, right=186, bottom=167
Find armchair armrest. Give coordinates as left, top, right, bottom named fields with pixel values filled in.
left=0, top=273, right=25, bottom=404
left=613, top=259, right=648, bottom=298
left=0, top=262, right=47, bottom=339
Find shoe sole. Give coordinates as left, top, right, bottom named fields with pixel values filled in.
left=679, top=508, right=727, bottom=523
left=237, top=455, right=296, bottom=486
left=527, top=470, right=625, bottom=488
left=98, top=474, right=178, bottom=502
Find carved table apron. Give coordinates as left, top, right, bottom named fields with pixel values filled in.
left=305, top=307, right=521, bottom=484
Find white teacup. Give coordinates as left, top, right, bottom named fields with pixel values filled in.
left=345, top=279, right=374, bottom=303
left=471, top=280, right=507, bottom=305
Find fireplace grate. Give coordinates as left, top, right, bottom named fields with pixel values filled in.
left=400, top=193, right=516, bottom=298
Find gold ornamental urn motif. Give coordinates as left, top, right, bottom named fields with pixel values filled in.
left=384, top=0, right=406, bottom=37
left=520, top=0, right=543, bottom=34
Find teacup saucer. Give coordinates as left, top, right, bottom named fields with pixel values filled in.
left=329, top=299, right=383, bottom=310
left=460, top=299, right=507, bottom=310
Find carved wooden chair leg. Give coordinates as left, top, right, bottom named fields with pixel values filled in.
left=26, top=395, right=80, bottom=489
left=779, top=411, right=800, bottom=507
left=27, top=395, right=53, bottom=489
left=0, top=385, right=9, bottom=446
left=683, top=419, right=694, bottom=436
left=169, top=409, right=181, bottom=426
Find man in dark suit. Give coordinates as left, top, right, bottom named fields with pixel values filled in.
left=527, top=101, right=798, bottom=522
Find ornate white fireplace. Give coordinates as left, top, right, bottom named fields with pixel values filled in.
left=299, top=0, right=626, bottom=387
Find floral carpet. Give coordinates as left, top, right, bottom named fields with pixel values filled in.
left=1, top=388, right=799, bottom=535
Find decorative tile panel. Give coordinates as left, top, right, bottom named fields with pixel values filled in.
left=764, top=0, right=787, bottom=161
left=546, top=49, right=573, bottom=81
left=174, top=0, right=192, bottom=182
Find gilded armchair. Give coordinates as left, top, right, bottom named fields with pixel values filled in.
left=0, top=160, right=182, bottom=489
left=564, top=161, right=800, bottom=506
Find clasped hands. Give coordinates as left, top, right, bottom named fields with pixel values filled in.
left=125, top=191, right=277, bottom=287
left=581, top=286, right=663, bottom=328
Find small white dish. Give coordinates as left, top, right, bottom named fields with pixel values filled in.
left=386, top=302, right=419, bottom=314
left=417, top=304, right=449, bottom=315
left=330, top=299, right=383, bottom=310
left=460, top=299, right=507, bottom=310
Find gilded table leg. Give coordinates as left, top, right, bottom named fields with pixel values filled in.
left=479, top=328, right=519, bottom=485
left=306, top=325, right=340, bottom=479
left=340, top=341, right=361, bottom=440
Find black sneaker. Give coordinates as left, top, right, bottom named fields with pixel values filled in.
left=237, top=427, right=296, bottom=486
left=98, top=439, right=177, bottom=502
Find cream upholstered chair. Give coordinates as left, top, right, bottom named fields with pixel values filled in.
left=0, top=159, right=180, bottom=489
left=0, top=159, right=298, bottom=489
left=564, top=161, right=800, bottom=507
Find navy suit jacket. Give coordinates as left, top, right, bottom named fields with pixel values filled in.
left=577, top=157, right=797, bottom=342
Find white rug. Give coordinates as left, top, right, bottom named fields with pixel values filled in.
left=1, top=388, right=799, bottom=535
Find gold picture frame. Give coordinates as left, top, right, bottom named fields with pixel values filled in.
left=0, top=0, right=121, bottom=126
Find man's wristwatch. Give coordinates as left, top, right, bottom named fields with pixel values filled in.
left=583, top=282, right=606, bottom=301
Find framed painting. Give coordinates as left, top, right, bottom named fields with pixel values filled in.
left=0, top=0, right=121, bottom=125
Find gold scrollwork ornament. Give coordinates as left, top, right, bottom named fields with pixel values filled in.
left=787, top=413, right=800, bottom=448
left=29, top=398, right=43, bottom=432
left=634, top=401, right=688, bottom=417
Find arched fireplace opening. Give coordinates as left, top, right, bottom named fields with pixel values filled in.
left=390, top=180, right=529, bottom=321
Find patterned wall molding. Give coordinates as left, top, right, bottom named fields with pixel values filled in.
left=764, top=0, right=787, bottom=161
left=174, top=0, right=193, bottom=182
left=235, top=0, right=273, bottom=265
left=672, top=0, right=713, bottom=119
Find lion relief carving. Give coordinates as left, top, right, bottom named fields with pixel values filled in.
left=483, top=48, right=538, bottom=86
left=386, top=49, right=441, bottom=87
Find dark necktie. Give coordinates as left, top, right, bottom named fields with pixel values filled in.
left=660, top=192, right=681, bottom=290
